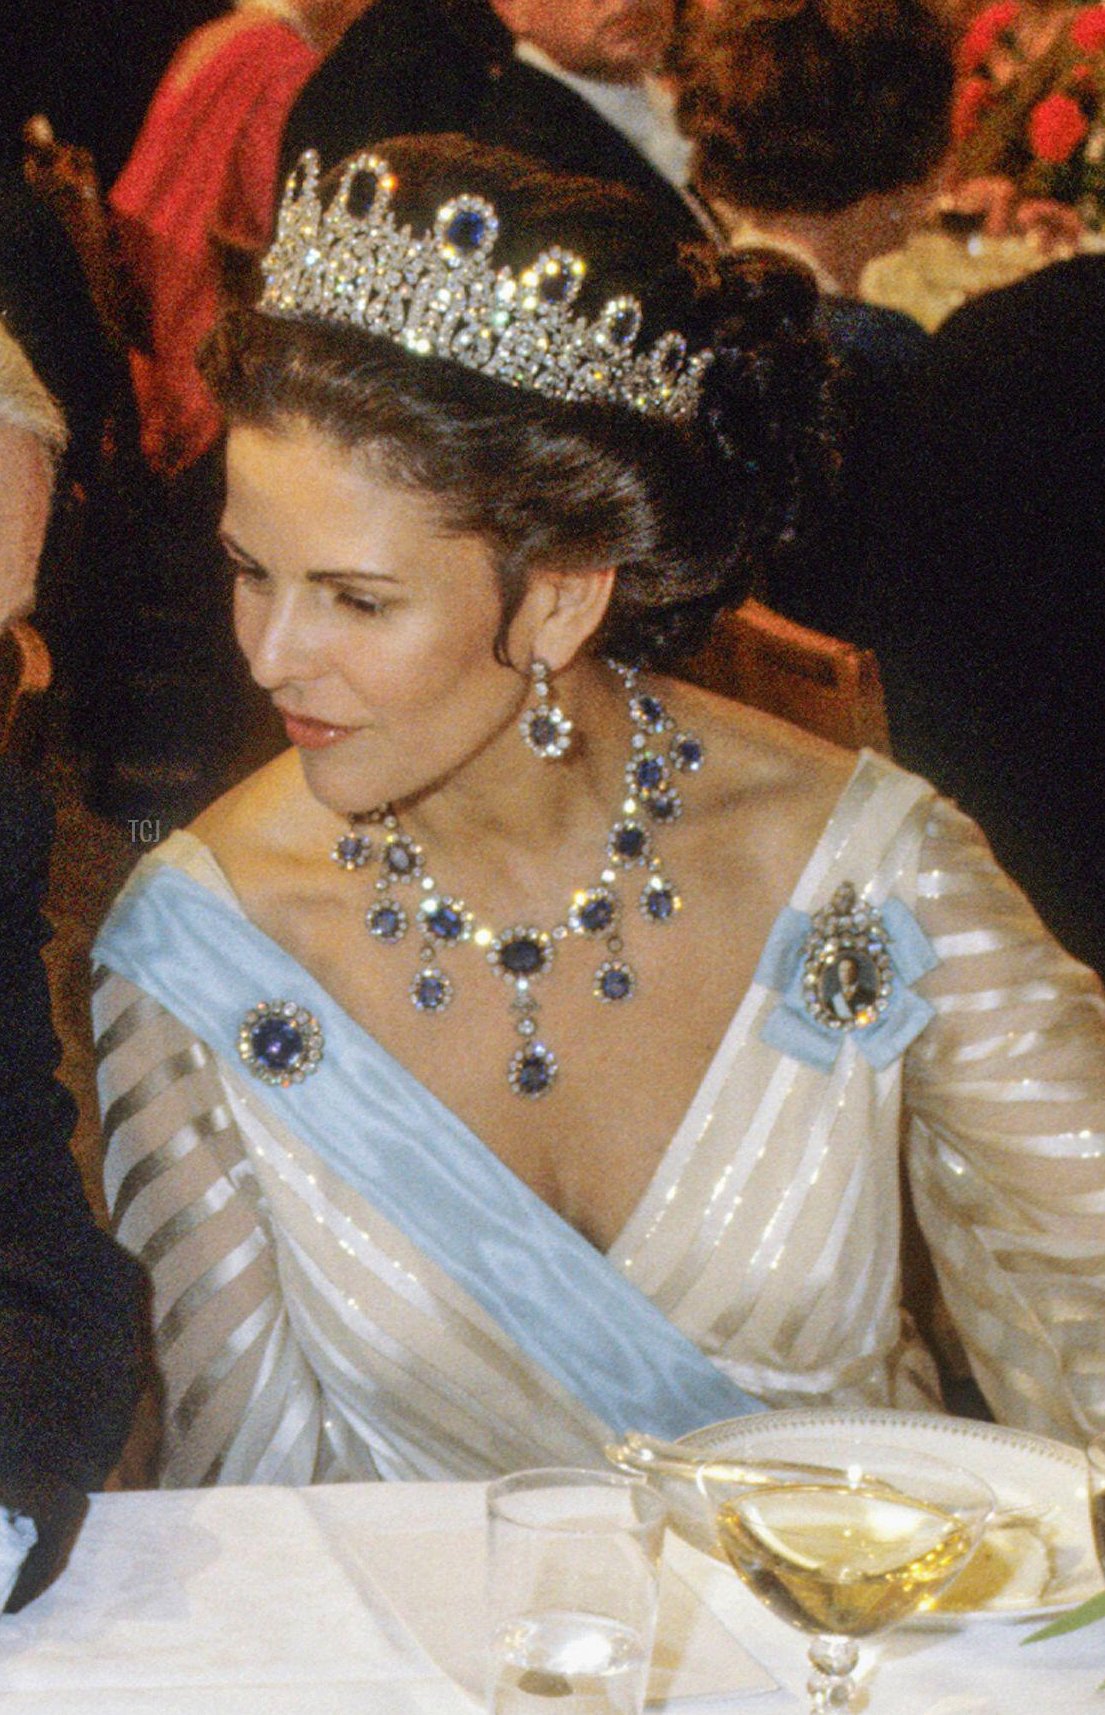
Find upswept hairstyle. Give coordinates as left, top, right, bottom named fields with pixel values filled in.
left=202, top=135, right=835, bottom=669
left=678, top=0, right=955, bottom=216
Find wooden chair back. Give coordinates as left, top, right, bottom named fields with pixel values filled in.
left=679, top=598, right=891, bottom=753
left=0, top=622, right=53, bottom=751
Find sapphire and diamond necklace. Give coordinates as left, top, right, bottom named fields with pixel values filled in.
left=331, top=663, right=705, bottom=1098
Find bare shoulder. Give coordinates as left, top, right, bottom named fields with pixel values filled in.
left=661, top=677, right=864, bottom=893
left=190, top=749, right=329, bottom=884
left=666, top=677, right=859, bottom=811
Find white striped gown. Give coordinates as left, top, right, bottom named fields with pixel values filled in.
left=93, top=752, right=1105, bottom=1486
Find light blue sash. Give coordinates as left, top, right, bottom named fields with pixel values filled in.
left=95, top=864, right=764, bottom=1439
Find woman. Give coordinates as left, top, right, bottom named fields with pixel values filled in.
left=93, top=135, right=1105, bottom=1488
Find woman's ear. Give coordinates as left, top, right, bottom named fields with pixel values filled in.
left=510, top=564, right=617, bottom=673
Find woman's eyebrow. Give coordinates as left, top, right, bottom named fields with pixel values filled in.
left=219, top=530, right=402, bottom=584
left=305, top=568, right=404, bottom=586
left=219, top=528, right=261, bottom=567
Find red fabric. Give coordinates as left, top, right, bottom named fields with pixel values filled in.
left=110, top=19, right=319, bottom=476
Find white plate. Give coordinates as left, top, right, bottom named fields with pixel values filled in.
left=662, top=1408, right=1103, bottom=1626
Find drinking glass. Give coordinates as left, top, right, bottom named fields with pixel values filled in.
left=698, top=1435, right=993, bottom=1713
left=485, top=1466, right=667, bottom=1715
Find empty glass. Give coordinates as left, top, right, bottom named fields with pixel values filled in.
left=485, top=1467, right=667, bottom=1715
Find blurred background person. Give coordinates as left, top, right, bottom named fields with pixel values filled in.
left=281, top=0, right=711, bottom=244
left=675, top=0, right=955, bottom=642
left=111, top=0, right=374, bottom=482
left=868, top=244, right=1105, bottom=983
left=0, top=325, right=146, bottom=1610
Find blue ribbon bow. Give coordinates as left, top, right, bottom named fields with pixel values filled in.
left=755, top=891, right=939, bottom=1072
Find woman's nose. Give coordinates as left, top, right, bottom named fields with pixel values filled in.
left=237, top=589, right=319, bottom=689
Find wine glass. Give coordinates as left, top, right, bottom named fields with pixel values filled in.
left=697, top=1435, right=994, bottom=1712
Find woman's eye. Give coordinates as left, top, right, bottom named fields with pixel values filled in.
left=336, top=590, right=384, bottom=616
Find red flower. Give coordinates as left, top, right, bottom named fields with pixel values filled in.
left=1069, top=6, right=1105, bottom=54
left=1028, top=91, right=1090, bottom=162
left=957, top=1, right=1021, bottom=75
left=951, top=74, right=995, bottom=141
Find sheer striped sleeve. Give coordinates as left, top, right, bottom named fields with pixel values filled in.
left=905, top=798, right=1105, bottom=1444
left=93, top=965, right=332, bottom=1486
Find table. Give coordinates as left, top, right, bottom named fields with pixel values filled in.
left=0, top=1482, right=1101, bottom=1712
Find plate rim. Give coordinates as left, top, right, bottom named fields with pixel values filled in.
left=676, top=1406, right=1088, bottom=1476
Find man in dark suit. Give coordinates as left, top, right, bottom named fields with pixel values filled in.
left=870, top=254, right=1105, bottom=980
left=0, top=325, right=146, bottom=1610
left=281, top=0, right=709, bottom=245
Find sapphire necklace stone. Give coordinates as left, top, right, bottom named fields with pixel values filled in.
left=332, top=663, right=704, bottom=1097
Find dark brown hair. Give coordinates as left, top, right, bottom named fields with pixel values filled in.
left=203, top=135, right=835, bottom=668
left=678, top=0, right=954, bottom=216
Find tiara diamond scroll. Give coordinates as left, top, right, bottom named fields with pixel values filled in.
left=260, top=151, right=714, bottom=422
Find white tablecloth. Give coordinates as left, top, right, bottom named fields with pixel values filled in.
left=0, top=1481, right=1101, bottom=1713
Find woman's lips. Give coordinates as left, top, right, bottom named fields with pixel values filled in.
left=277, top=708, right=358, bottom=750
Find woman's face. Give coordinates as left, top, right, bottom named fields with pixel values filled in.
left=222, top=419, right=531, bottom=815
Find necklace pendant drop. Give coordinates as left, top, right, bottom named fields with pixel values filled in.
left=337, top=661, right=703, bottom=1095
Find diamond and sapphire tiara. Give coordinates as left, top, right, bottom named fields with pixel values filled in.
left=259, top=151, right=715, bottom=422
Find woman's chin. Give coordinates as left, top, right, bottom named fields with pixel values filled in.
left=295, top=747, right=378, bottom=817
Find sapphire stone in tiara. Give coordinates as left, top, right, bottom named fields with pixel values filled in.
left=444, top=205, right=490, bottom=254
left=260, top=151, right=715, bottom=422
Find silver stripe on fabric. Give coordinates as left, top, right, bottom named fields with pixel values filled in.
left=141, top=1176, right=238, bottom=1271
left=173, top=1291, right=281, bottom=1438
left=102, top=1043, right=212, bottom=1140
left=157, top=1228, right=270, bottom=1350
left=95, top=990, right=170, bottom=1063
left=112, top=1109, right=235, bottom=1230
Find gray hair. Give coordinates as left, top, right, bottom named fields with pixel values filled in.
left=0, top=321, right=68, bottom=477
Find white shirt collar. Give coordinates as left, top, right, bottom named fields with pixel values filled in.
left=512, top=39, right=693, bottom=191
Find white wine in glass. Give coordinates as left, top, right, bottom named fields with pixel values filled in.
left=699, top=1438, right=993, bottom=1712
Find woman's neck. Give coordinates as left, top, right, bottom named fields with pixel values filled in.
left=396, top=655, right=631, bottom=877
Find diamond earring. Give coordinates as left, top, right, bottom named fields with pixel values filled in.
left=519, top=659, right=573, bottom=760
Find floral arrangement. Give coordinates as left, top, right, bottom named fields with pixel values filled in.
left=952, top=2, right=1105, bottom=228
